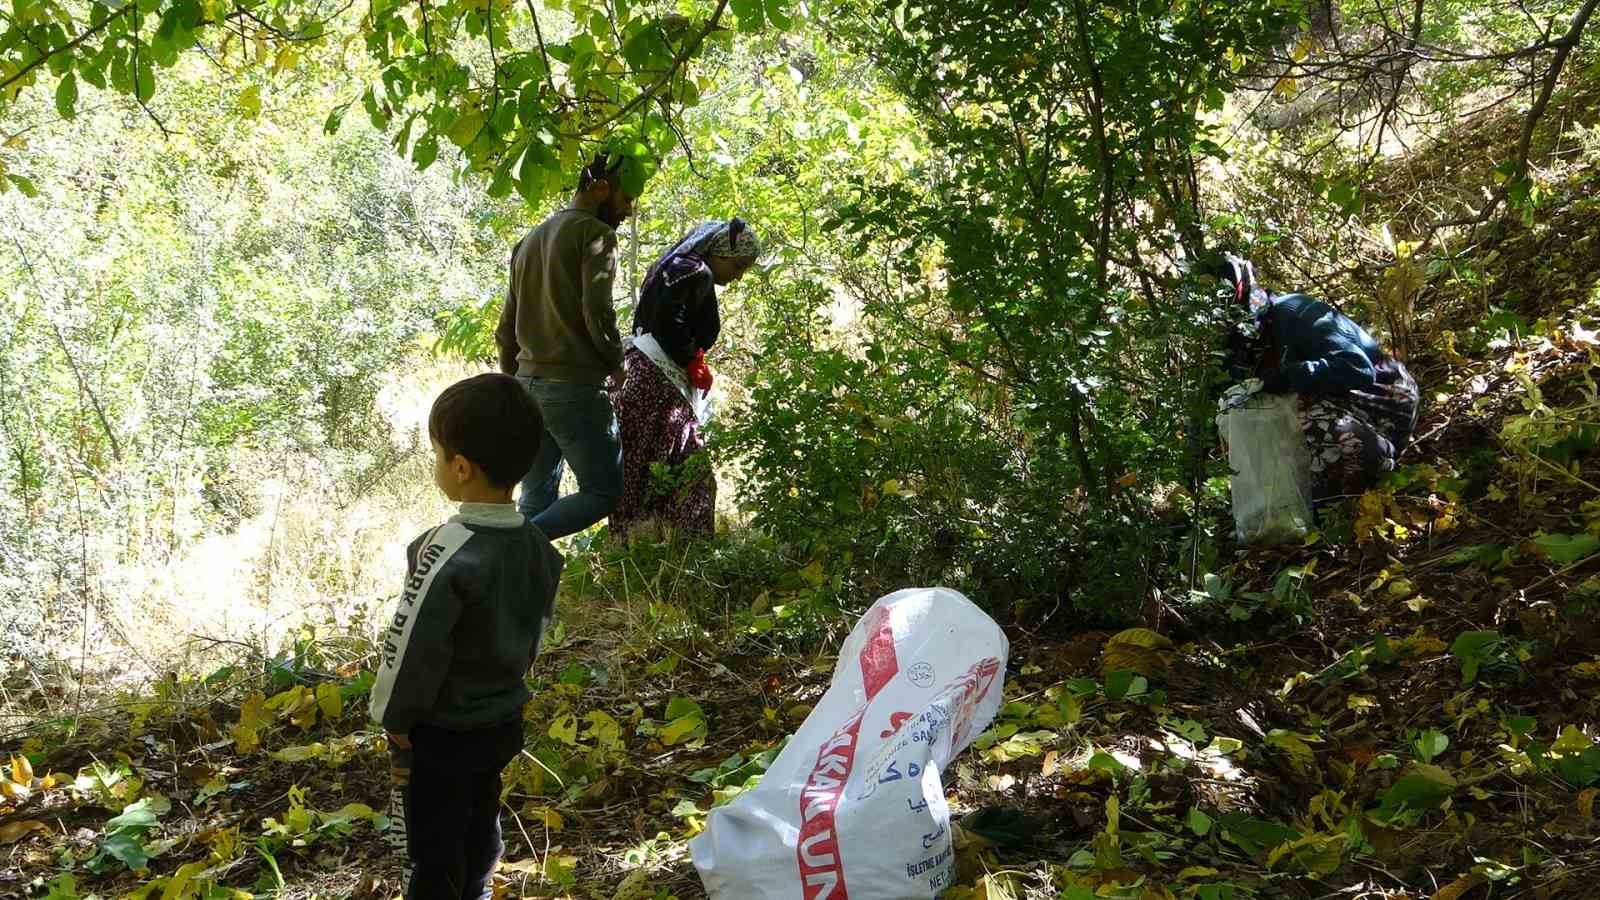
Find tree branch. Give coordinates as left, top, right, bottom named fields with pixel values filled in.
left=0, top=4, right=135, bottom=95
left=1510, top=0, right=1598, bottom=185
left=585, top=0, right=729, bottom=136
left=523, top=0, right=560, bottom=99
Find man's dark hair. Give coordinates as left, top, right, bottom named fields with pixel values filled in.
left=428, top=373, right=543, bottom=488
left=577, top=151, right=624, bottom=192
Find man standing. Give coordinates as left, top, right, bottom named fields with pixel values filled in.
left=496, top=153, right=639, bottom=539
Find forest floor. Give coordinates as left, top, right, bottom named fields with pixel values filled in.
left=4, top=83, right=1600, bottom=900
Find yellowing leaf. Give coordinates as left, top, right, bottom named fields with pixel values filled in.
left=447, top=111, right=486, bottom=148
left=10, top=754, right=33, bottom=785
left=1552, top=725, right=1596, bottom=754
left=659, top=715, right=704, bottom=746
left=1571, top=660, right=1600, bottom=680
left=584, top=711, right=623, bottom=750
left=1265, top=729, right=1321, bottom=774
left=548, top=713, right=579, bottom=745
left=272, top=47, right=299, bottom=76
left=1107, top=627, right=1173, bottom=650
left=1176, top=866, right=1219, bottom=880
left=1576, top=787, right=1597, bottom=820
left=270, top=743, right=327, bottom=763
left=237, top=84, right=261, bottom=116
left=982, top=730, right=1057, bottom=763
left=527, top=805, right=565, bottom=831
left=315, top=682, right=343, bottom=722
left=0, top=819, right=46, bottom=844
left=161, top=860, right=209, bottom=900
left=1102, top=628, right=1172, bottom=678
left=203, top=825, right=241, bottom=862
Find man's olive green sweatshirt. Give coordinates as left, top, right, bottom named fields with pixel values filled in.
left=495, top=206, right=624, bottom=384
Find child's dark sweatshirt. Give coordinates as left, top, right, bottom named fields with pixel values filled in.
left=369, top=503, right=563, bottom=734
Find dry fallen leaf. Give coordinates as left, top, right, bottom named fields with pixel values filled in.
left=9, top=754, right=33, bottom=786
left=1431, top=875, right=1480, bottom=900
left=1102, top=627, right=1174, bottom=678
left=0, top=820, right=47, bottom=844
left=1578, top=787, right=1598, bottom=820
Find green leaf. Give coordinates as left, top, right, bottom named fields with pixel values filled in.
left=338, top=670, right=375, bottom=701
left=1531, top=533, right=1600, bottom=565
left=1412, top=728, right=1449, bottom=763
left=42, top=874, right=77, bottom=900
left=447, top=111, right=486, bottom=148
left=1217, top=814, right=1300, bottom=855
left=1443, top=543, right=1505, bottom=567
left=413, top=134, right=440, bottom=171
left=105, top=799, right=160, bottom=834
left=765, top=0, right=794, bottom=29
left=100, top=831, right=149, bottom=870
left=1503, top=715, right=1537, bottom=738
left=1451, top=630, right=1504, bottom=683
left=55, top=72, right=78, bottom=120
left=1103, top=670, right=1147, bottom=700
left=362, top=87, right=387, bottom=129
left=7, top=174, right=39, bottom=198
left=664, top=696, right=703, bottom=720
left=731, top=0, right=765, bottom=31
left=1370, top=763, right=1456, bottom=825
left=1186, top=807, right=1214, bottom=836
left=1086, top=750, right=1128, bottom=777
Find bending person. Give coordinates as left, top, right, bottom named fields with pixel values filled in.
left=611, top=219, right=761, bottom=538
left=1210, top=252, right=1420, bottom=503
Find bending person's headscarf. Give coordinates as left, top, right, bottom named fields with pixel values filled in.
left=642, top=218, right=762, bottom=294
left=1217, top=251, right=1272, bottom=317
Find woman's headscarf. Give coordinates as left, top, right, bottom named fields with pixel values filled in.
left=1218, top=251, right=1272, bottom=317
left=643, top=218, right=762, bottom=291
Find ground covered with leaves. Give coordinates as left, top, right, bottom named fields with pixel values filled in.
left=3, top=293, right=1598, bottom=900
left=6, top=73, right=1600, bottom=900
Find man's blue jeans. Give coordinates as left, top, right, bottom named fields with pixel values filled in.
left=517, top=377, right=623, bottom=539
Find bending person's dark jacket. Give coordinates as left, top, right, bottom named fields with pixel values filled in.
left=369, top=504, right=563, bottom=734
left=630, top=255, right=720, bottom=368
left=1238, top=292, right=1388, bottom=395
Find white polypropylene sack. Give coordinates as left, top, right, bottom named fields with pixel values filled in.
left=1217, top=392, right=1313, bottom=546
left=690, top=587, right=1009, bottom=899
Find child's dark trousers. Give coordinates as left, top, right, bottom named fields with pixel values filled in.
left=389, top=717, right=524, bottom=900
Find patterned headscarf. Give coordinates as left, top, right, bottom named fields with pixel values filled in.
left=1219, top=252, right=1272, bottom=317
left=643, top=218, right=762, bottom=289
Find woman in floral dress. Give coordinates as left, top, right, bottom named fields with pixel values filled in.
left=610, top=219, right=761, bottom=538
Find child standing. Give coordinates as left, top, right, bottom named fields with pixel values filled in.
left=370, top=373, right=563, bottom=900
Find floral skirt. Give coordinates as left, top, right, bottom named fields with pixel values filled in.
left=1298, top=358, right=1420, bottom=502
left=610, top=349, right=715, bottom=538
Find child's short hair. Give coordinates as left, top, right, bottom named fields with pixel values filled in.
left=428, top=374, right=543, bottom=488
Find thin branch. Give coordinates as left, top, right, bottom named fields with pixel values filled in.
left=0, top=4, right=135, bottom=95
left=585, top=0, right=729, bottom=136
left=523, top=0, right=560, bottom=99
left=1510, top=0, right=1599, bottom=185
left=486, top=0, right=500, bottom=118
